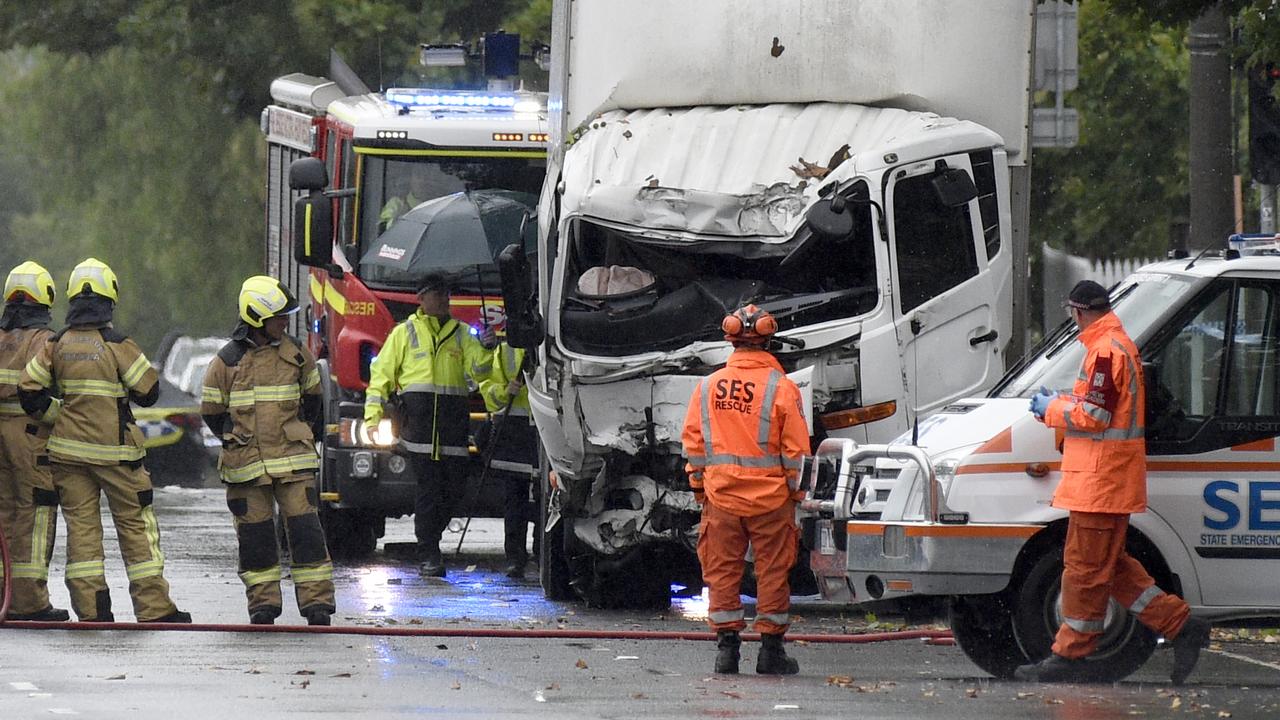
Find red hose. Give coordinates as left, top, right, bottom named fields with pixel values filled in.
left=0, top=617, right=952, bottom=643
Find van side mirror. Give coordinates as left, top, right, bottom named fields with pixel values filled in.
left=931, top=168, right=979, bottom=208
left=805, top=195, right=854, bottom=240
left=498, top=242, right=544, bottom=349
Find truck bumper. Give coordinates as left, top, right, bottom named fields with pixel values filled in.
left=322, top=444, right=417, bottom=514
left=844, top=521, right=1041, bottom=601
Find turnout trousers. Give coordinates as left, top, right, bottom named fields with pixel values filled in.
left=410, top=454, right=468, bottom=557
left=225, top=473, right=334, bottom=619
left=698, top=500, right=797, bottom=635
left=1054, top=511, right=1191, bottom=658
left=53, top=460, right=179, bottom=621
left=479, top=415, right=538, bottom=565
left=0, top=417, right=59, bottom=615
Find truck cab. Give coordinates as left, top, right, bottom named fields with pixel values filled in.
left=809, top=235, right=1280, bottom=681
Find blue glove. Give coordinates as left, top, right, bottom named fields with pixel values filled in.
left=1029, top=386, right=1053, bottom=419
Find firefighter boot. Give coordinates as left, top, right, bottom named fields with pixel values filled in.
left=419, top=547, right=446, bottom=578
left=1170, top=617, right=1211, bottom=686
left=1014, top=654, right=1088, bottom=682
left=7, top=607, right=71, bottom=622
left=303, top=607, right=333, bottom=626
left=249, top=606, right=281, bottom=625
left=141, top=610, right=193, bottom=624
left=756, top=633, right=800, bottom=675
left=714, top=630, right=741, bottom=674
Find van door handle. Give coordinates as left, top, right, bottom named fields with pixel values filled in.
left=969, top=329, right=999, bottom=346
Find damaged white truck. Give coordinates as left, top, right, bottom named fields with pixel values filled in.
left=499, top=0, right=1037, bottom=607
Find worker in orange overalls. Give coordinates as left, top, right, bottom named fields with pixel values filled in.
left=681, top=304, right=810, bottom=675
left=1015, top=280, right=1209, bottom=685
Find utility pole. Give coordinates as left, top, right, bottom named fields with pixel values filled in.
left=1188, top=5, right=1235, bottom=250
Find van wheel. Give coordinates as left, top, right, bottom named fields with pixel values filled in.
left=1010, top=546, right=1156, bottom=682
left=320, top=507, right=380, bottom=560
left=948, top=591, right=1028, bottom=679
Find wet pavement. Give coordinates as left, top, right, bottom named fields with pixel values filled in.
left=3, top=485, right=1280, bottom=718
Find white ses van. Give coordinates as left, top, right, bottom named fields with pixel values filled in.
left=801, top=236, right=1280, bottom=682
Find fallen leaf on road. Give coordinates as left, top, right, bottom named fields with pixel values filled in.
left=545, top=683, right=560, bottom=690
left=106, top=674, right=126, bottom=681
left=292, top=680, right=310, bottom=689
left=826, top=675, right=855, bottom=687
left=1218, top=712, right=1233, bottom=718
left=965, top=688, right=979, bottom=698
left=409, top=619, right=423, bottom=625
left=294, top=670, right=315, bottom=676
left=436, top=644, right=448, bottom=650
left=720, top=691, right=742, bottom=699
left=451, top=680, right=461, bottom=690
left=1172, top=698, right=1182, bottom=709
left=1044, top=698, right=1064, bottom=705
left=632, top=693, right=647, bottom=699
left=575, top=659, right=588, bottom=669
left=331, top=673, right=352, bottom=678
left=245, top=668, right=262, bottom=675
left=1016, top=692, right=1036, bottom=699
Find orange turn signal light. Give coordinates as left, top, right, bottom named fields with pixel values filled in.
left=819, top=400, right=897, bottom=430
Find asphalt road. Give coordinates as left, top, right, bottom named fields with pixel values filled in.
left=3, top=485, right=1280, bottom=718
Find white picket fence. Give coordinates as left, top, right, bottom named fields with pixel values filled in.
left=1040, top=244, right=1159, bottom=331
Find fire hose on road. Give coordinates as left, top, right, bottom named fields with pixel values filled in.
left=0, top=506, right=954, bottom=644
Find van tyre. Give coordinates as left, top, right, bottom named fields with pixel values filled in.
left=948, top=591, right=1029, bottom=679
left=1010, top=546, right=1156, bottom=683
left=320, top=506, right=380, bottom=560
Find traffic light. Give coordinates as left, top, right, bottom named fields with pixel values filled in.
left=1249, top=62, right=1280, bottom=185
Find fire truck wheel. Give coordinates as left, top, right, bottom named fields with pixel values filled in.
left=948, top=591, right=1029, bottom=679
left=320, top=507, right=380, bottom=560
left=1010, top=546, right=1157, bottom=683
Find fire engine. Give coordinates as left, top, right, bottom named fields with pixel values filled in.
left=260, top=40, right=548, bottom=556
left=800, top=234, right=1280, bottom=681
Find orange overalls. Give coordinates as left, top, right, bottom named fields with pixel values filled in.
left=681, top=348, right=809, bottom=635
left=1041, top=311, right=1190, bottom=658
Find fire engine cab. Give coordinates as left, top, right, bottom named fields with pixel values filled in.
left=260, top=46, right=548, bottom=556
left=800, top=234, right=1280, bottom=682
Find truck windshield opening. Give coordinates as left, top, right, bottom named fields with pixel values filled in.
left=355, top=154, right=545, bottom=290
left=560, top=198, right=877, bottom=356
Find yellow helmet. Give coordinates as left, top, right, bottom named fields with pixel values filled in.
left=4, top=261, right=56, bottom=306
left=239, top=275, right=299, bottom=328
left=67, top=258, right=119, bottom=302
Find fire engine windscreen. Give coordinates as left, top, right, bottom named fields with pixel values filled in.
left=560, top=189, right=877, bottom=356
left=357, top=155, right=545, bottom=289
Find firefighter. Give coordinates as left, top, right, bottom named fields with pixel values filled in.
left=681, top=304, right=809, bottom=675
left=479, top=341, right=537, bottom=579
left=18, top=258, right=189, bottom=623
left=200, top=276, right=335, bottom=625
left=364, top=272, right=492, bottom=578
left=1015, top=280, right=1209, bottom=685
left=0, top=262, right=69, bottom=621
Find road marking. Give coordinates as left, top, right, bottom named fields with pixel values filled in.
left=9, top=681, right=38, bottom=691
left=1210, top=648, right=1280, bottom=673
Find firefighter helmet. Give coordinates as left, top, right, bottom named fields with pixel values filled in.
left=4, top=261, right=56, bottom=306
left=239, top=275, right=299, bottom=328
left=722, top=304, right=778, bottom=344
left=67, top=258, right=119, bottom=302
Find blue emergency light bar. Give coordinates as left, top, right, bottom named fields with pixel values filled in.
left=385, top=88, right=518, bottom=109
left=1227, top=233, right=1280, bottom=256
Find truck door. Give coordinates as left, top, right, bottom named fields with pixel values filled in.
left=886, top=155, right=1002, bottom=416
left=1144, top=277, right=1280, bottom=606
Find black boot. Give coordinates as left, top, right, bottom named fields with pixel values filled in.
left=1170, top=617, right=1211, bottom=686
left=419, top=547, right=446, bottom=578
left=303, top=608, right=332, bottom=626
left=1014, top=653, right=1088, bottom=682
left=714, top=630, right=741, bottom=674
left=7, top=606, right=70, bottom=622
left=756, top=633, right=799, bottom=675
left=141, top=610, right=192, bottom=624
left=249, top=606, right=280, bottom=625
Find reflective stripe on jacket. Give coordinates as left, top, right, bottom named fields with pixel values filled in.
left=680, top=348, right=810, bottom=517
left=19, top=326, right=156, bottom=466
left=363, top=311, right=491, bottom=460
left=201, top=335, right=322, bottom=484
left=1043, top=311, right=1146, bottom=513
left=479, top=343, right=529, bottom=416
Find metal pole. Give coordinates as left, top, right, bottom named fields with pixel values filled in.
left=1262, top=183, right=1277, bottom=234
left=1188, top=6, right=1235, bottom=250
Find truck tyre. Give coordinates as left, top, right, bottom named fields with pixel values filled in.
left=1010, top=546, right=1156, bottom=682
left=538, top=473, right=576, bottom=601
left=320, top=506, right=380, bottom=560
left=948, top=591, right=1029, bottom=679
left=565, top=532, right=672, bottom=610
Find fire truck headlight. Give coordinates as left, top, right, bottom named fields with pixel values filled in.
left=372, top=419, right=395, bottom=447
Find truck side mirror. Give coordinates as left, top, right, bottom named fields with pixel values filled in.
left=289, top=157, right=328, bottom=191
left=805, top=195, right=855, bottom=241
left=498, top=242, right=544, bottom=349
left=292, top=190, right=333, bottom=268
left=931, top=168, right=979, bottom=208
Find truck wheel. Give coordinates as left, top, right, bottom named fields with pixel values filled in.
left=1010, top=546, right=1156, bottom=682
left=948, top=592, right=1028, bottom=679
left=565, top=535, right=672, bottom=610
left=320, top=506, right=380, bottom=560
left=539, top=505, right=576, bottom=601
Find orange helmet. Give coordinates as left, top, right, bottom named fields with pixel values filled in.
left=722, top=304, right=777, bottom=344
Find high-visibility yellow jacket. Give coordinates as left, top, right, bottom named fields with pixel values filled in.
left=201, top=335, right=322, bottom=484
left=19, top=326, right=158, bottom=466
left=681, top=348, right=810, bottom=517
left=364, top=311, right=491, bottom=460
left=479, top=343, right=529, bottom=416
left=1042, top=311, right=1147, bottom=514
left=0, top=325, right=57, bottom=422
